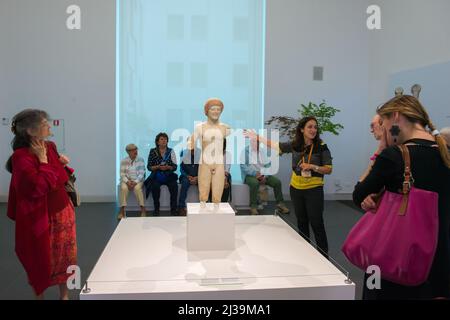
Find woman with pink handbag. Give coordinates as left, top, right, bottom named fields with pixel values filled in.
left=348, top=95, right=450, bottom=300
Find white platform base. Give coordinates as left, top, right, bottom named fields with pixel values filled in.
left=80, top=216, right=355, bottom=300
left=187, top=203, right=235, bottom=251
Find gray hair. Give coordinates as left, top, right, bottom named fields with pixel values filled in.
left=125, top=143, right=138, bottom=152
left=441, top=127, right=450, bottom=146
left=6, top=109, right=49, bottom=173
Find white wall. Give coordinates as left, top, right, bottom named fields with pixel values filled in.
left=265, top=0, right=450, bottom=198
left=369, top=0, right=450, bottom=111
left=265, top=0, right=371, bottom=197
left=0, top=0, right=116, bottom=201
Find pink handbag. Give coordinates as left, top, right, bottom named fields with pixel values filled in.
left=342, top=145, right=439, bottom=286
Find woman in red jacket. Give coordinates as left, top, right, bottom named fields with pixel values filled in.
left=6, top=109, right=77, bottom=300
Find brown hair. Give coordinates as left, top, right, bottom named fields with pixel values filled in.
left=292, top=116, right=322, bottom=153
left=377, top=95, right=450, bottom=168
left=155, top=132, right=169, bottom=147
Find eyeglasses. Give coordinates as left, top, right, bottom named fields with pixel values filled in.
left=126, top=148, right=138, bottom=152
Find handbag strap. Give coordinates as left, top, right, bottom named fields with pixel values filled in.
left=398, top=144, right=413, bottom=216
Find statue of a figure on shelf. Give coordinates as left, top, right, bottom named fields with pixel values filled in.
left=395, top=87, right=404, bottom=97
left=394, top=84, right=422, bottom=99
left=189, top=98, right=230, bottom=210
left=411, top=84, right=422, bottom=99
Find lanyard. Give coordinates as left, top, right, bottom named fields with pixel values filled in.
left=302, top=143, right=315, bottom=164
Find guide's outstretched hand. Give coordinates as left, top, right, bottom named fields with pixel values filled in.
left=243, top=129, right=257, bottom=141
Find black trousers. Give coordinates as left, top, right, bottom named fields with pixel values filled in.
left=151, top=179, right=178, bottom=213
left=208, top=174, right=232, bottom=203
left=290, top=186, right=328, bottom=257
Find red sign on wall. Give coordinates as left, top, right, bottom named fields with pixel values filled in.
left=48, top=119, right=65, bottom=152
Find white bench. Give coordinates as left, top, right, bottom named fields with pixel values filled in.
left=118, top=183, right=250, bottom=211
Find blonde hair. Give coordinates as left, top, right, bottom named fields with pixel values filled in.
left=377, top=95, right=450, bottom=168
left=441, top=127, right=450, bottom=146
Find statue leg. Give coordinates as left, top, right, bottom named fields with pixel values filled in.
left=211, top=164, right=225, bottom=204
left=198, top=164, right=212, bottom=202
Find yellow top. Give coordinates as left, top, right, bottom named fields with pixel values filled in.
left=274, top=141, right=333, bottom=190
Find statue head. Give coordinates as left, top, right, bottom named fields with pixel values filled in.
left=395, top=87, right=404, bottom=97
left=411, top=84, right=422, bottom=99
left=204, top=98, right=224, bottom=121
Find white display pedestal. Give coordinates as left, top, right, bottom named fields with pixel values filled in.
left=80, top=216, right=355, bottom=300
left=187, top=203, right=235, bottom=251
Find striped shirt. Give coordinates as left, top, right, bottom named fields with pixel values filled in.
left=120, top=156, right=146, bottom=183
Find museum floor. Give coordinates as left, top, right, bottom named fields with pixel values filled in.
left=0, top=201, right=365, bottom=300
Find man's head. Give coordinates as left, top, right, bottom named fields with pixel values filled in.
left=441, top=127, right=450, bottom=147
left=126, top=143, right=138, bottom=160
left=370, top=114, right=383, bottom=140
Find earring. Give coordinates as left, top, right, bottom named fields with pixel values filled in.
left=390, top=124, right=401, bottom=144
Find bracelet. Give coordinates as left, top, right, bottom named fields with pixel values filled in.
left=370, top=153, right=379, bottom=161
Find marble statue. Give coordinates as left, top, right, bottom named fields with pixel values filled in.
left=190, top=98, right=230, bottom=209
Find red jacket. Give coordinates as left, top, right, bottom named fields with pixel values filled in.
left=7, top=141, right=69, bottom=295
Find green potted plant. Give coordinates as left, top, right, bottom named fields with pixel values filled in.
left=265, top=101, right=344, bottom=139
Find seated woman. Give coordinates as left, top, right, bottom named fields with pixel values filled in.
left=118, top=143, right=146, bottom=220
left=240, top=136, right=290, bottom=215
left=144, top=133, right=178, bottom=216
